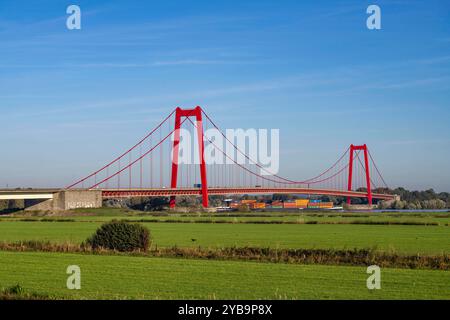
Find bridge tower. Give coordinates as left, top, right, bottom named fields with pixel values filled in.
left=170, top=106, right=209, bottom=208
left=347, top=144, right=372, bottom=206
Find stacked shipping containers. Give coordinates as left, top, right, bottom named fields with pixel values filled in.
left=306, top=200, right=333, bottom=209
left=250, top=202, right=266, bottom=209
left=307, top=199, right=321, bottom=209
left=271, top=201, right=283, bottom=209
left=283, top=202, right=297, bottom=209
left=229, top=199, right=333, bottom=210
left=230, top=202, right=240, bottom=209
left=295, top=199, right=309, bottom=208
left=319, top=202, right=333, bottom=209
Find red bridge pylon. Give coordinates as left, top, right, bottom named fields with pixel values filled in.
left=170, top=106, right=209, bottom=208
left=347, top=144, right=372, bottom=206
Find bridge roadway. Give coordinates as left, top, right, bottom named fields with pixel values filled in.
left=0, top=188, right=397, bottom=201
left=101, top=187, right=397, bottom=201
left=0, top=189, right=58, bottom=200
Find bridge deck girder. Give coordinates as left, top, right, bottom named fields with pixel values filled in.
left=101, top=188, right=396, bottom=201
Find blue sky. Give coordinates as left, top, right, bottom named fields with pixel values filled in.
left=0, top=0, right=449, bottom=191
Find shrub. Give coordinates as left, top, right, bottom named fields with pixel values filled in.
left=86, top=220, right=150, bottom=252
left=0, top=284, right=55, bottom=300
left=6, top=284, right=25, bottom=295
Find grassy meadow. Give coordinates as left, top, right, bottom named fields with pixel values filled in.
left=0, top=220, right=448, bottom=254
left=0, top=251, right=448, bottom=300
left=0, top=209, right=449, bottom=299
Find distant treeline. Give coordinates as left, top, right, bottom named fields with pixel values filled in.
left=375, top=187, right=449, bottom=210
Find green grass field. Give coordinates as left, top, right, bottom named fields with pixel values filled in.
left=3, top=209, right=450, bottom=225
left=3, top=215, right=450, bottom=225
left=0, top=210, right=449, bottom=299
left=0, top=251, right=448, bottom=299
left=0, top=220, right=448, bottom=254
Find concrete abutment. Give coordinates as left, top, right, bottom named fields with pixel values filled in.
left=25, top=190, right=102, bottom=211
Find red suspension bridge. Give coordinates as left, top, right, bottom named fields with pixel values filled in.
left=66, top=106, right=396, bottom=208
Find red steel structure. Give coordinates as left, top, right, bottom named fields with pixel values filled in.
left=102, top=187, right=394, bottom=201
left=170, top=107, right=208, bottom=208
left=347, top=144, right=372, bottom=205
left=67, top=106, right=394, bottom=207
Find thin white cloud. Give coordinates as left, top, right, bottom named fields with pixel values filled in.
left=366, top=76, right=450, bottom=90
left=2, top=70, right=343, bottom=119
left=413, top=55, right=450, bottom=65
left=0, top=59, right=260, bottom=69
left=56, top=118, right=159, bottom=129
left=152, top=59, right=240, bottom=66
left=386, top=138, right=450, bottom=146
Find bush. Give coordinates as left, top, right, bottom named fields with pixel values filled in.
left=86, top=220, right=150, bottom=252
left=0, top=284, right=54, bottom=300
left=393, top=200, right=406, bottom=210
left=6, top=284, right=25, bottom=295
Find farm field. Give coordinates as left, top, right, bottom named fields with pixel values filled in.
left=0, top=220, right=449, bottom=255
left=3, top=209, right=449, bottom=224
left=0, top=251, right=448, bottom=300
left=1, top=209, right=449, bottom=299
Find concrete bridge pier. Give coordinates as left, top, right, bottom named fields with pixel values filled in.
left=25, top=190, right=102, bottom=211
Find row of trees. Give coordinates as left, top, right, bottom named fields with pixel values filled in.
left=374, top=188, right=450, bottom=210
left=378, top=199, right=447, bottom=210
left=385, top=188, right=449, bottom=204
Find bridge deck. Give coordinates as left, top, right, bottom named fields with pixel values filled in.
left=0, top=188, right=396, bottom=201
left=101, top=187, right=396, bottom=201
left=0, top=190, right=57, bottom=200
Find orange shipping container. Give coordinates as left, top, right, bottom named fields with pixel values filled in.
left=242, top=200, right=257, bottom=204
left=295, top=199, right=309, bottom=206
left=250, top=202, right=266, bottom=209
left=320, top=202, right=333, bottom=208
